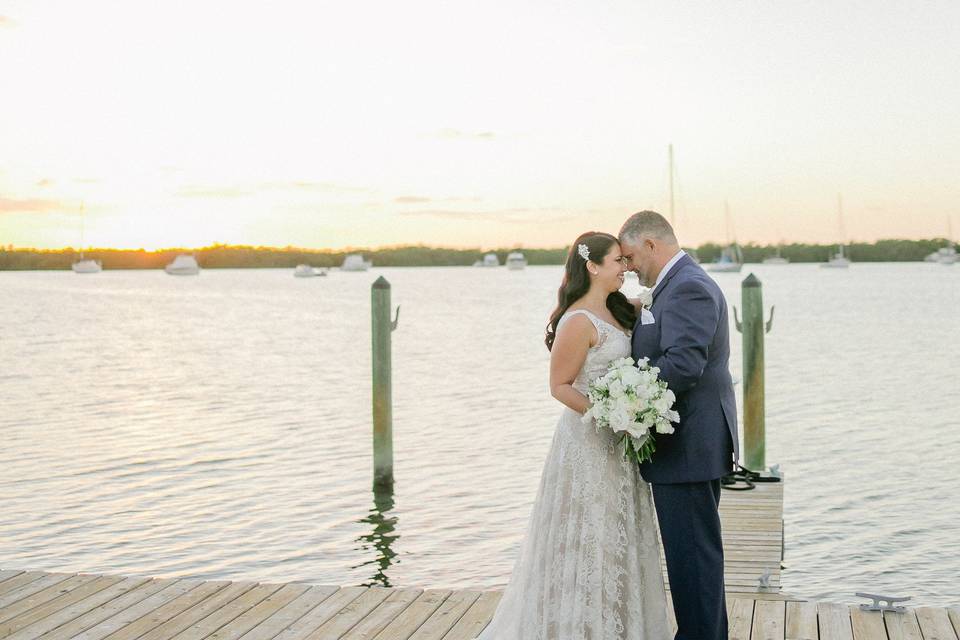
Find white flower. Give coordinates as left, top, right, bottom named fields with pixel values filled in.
left=637, top=287, right=654, bottom=308
left=655, top=419, right=675, bottom=434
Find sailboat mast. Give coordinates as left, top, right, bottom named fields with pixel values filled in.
left=668, top=144, right=675, bottom=226
left=79, top=202, right=85, bottom=261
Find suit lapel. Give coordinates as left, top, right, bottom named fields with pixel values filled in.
left=651, top=253, right=693, bottom=306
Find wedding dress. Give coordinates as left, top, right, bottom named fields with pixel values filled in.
left=477, top=309, right=670, bottom=640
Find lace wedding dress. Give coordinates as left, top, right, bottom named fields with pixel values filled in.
left=476, top=309, right=670, bottom=640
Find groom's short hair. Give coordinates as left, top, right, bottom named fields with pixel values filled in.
left=619, top=211, right=678, bottom=245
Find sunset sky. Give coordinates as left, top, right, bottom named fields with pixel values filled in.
left=1, top=1, right=958, bottom=250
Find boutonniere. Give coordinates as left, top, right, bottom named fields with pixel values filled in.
left=637, top=286, right=653, bottom=309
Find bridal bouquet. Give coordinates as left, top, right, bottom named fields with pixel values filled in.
left=581, top=357, right=679, bottom=464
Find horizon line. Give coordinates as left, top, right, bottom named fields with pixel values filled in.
left=1, top=236, right=954, bottom=253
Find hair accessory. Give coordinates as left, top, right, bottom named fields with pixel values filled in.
left=577, top=243, right=590, bottom=261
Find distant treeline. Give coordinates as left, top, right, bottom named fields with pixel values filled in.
left=0, top=239, right=953, bottom=270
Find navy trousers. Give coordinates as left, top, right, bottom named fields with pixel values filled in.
left=652, top=479, right=728, bottom=640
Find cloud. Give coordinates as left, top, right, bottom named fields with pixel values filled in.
left=0, top=197, right=64, bottom=214
left=399, top=208, right=574, bottom=225
left=36, top=179, right=54, bottom=188
left=176, top=181, right=376, bottom=198
left=176, top=185, right=254, bottom=198
left=394, top=196, right=432, bottom=204
left=431, top=128, right=497, bottom=141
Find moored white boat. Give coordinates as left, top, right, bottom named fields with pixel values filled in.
left=822, top=195, right=852, bottom=269
left=821, top=245, right=850, bottom=269
left=481, top=253, right=499, bottom=267
left=294, top=264, right=318, bottom=277
left=72, top=258, right=102, bottom=274
left=164, top=255, right=200, bottom=275
left=506, top=252, right=527, bottom=270
left=341, top=254, right=372, bottom=271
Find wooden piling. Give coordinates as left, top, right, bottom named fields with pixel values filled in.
left=741, top=273, right=766, bottom=470
left=372, top=276, right=395, bottom=489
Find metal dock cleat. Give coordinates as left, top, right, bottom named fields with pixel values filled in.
left=855, top=592, right=911, bottom=613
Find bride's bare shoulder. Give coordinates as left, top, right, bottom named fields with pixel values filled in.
left=554, top=310, right=598, bottom=348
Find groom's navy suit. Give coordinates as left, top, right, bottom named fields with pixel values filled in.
left=632, top=252, right=739, bottom=640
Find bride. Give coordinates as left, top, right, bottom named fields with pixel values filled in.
left=477, top=232, right=670, bottom=639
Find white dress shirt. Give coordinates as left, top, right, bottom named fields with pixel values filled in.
left=653, top=249, right=686, bottom=290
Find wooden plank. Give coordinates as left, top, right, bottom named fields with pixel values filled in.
left=850, top=606, right=888, bottom=640
left=0, top=573, right=51, bottom=600
left=818, top=602, right=853, bottom=640
left=4, top=577, right=150, bottom=640
left=0, top=575, right=123, bottom=638
left=99, top=580, right=230, bottom=640
left=784, top=601, right=818, bottom=640
left=407, top=591, right=480, bottom=640
left=371, top=590, right=451, bottom=640
left=0, top=574, right=100, bottom=625
left=204, top=583, right=312, bottom=640
left=302, top=588, right=392, bottom=640
left=164, top=583, right=284, bottom=640
left=751, top=599, right=785, bottom=640
left=68, top=579, right=202, bottom=640
left=883, top=609, right=923, bottom=640
left=667, top=599, right=677, bottom=636
left=950, top=608, right=960, bottom=639
left=915, top=606, right=959, bottom=640
left=272, top=587, right=367, bottom=640
left=341, top=588, right=423, bottom=640
left=442, top=591, right=502, bottom=640
left=0, top=574, right=24, bottom=591
left=0, top=573, right=75, bottom=611
left=236, top=585, right=340, bottom=640
left=39, top=579, right=177, bottom=640
left=728, top=598, right=755, bottom=640
left=136, top=581, right=257, bottom=640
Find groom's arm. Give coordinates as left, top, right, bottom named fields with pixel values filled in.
left=653, top=280, right=719, bottom=394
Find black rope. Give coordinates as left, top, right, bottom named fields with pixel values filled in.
left=721, top=463, right=781, bottom=491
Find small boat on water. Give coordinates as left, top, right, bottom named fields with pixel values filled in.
left=294, top=264, right=328, bottom=277
left=341, top=254, right=372, bottom=271
left=506, top=252, right=527, bottom=270
left=762, top=246, right=789, bottom=265
left=72, top=257, right=102, bottom=274
left=821, top=245, right=850, bottom=269
left=474, top=253, right=500, bottom=267
left=821, top=195, right=851, bottom=269
left=708, top=203, right=742, bottom=273
left=709, top=245, right=743, bottom=272
left=931, top=246, right=957, bottom=265
left=72, top=203, right=102, bottom=273
left=165, top=255, right=200, bottom=275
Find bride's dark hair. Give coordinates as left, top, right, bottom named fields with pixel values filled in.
left=545, top=232, right=637, bottom=351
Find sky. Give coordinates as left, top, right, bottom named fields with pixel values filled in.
left=1, top=0, right=958, bottom=250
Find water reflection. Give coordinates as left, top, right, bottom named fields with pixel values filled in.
left=352, top=486, right=400, bottom=587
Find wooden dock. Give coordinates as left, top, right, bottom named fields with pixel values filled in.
left=3, top=479, right=955, bottom=639
left=2, top=568, right=958, bottom=640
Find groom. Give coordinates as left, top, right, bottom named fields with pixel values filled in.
left=619, top=211, right=739, bottom=640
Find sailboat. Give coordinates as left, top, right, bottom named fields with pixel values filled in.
left=71, top=203, right=102, bottom=274
left=762, top=246, right=789, bottom=265
left=708, top=202, right=743, bottom=273
left=821, top=194, right=851, bottom=269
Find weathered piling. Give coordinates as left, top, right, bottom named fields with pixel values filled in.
left=736, top=273, right=774, bottom=471
left=372, top=276, right=399, bottom=489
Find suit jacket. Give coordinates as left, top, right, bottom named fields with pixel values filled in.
left=633, top=253, right=739, bottom=484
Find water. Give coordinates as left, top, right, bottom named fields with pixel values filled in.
left=1, top=264, right=958, bottom=606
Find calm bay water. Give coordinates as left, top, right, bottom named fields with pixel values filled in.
left=1, top=264, right=958, bottom=606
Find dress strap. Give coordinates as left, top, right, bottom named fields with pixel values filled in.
left=559, top=308, right=601, bottom=329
